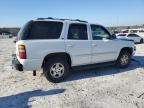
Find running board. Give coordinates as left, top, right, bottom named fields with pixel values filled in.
left=72, top=61, right=116, bottom=70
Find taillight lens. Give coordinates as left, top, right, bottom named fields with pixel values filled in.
left=18, top=45, right=26, bottom=59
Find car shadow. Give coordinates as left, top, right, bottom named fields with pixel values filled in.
left=64, top=55, right=144, bottom=82
left=0, top=89, right=65, bottom=108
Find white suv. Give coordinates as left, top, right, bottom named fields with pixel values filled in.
left=12, top=18, right=135, bottom=83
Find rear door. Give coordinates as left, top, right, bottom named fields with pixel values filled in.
left=18, top=21, right=66, bottom=60
left=65, top=23, right=91, bottom=66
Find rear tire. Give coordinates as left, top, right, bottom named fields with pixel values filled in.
left=116, top=50, right=131, bottom=68
left=43, top=57, right=69, bottom=83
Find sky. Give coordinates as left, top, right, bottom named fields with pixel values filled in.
left=0, top=0, right=144, bottom=27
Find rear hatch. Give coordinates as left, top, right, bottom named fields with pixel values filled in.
left=17, top=20, right=63, bottom=40
left=16, top=20, right=64, bottom=59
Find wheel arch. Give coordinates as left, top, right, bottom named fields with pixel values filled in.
left=42, top=52, right=72, bottom=68
left=119, top=47, right=133, bottom=56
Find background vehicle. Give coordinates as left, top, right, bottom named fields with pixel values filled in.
left=12, top=18, right=135, bottom=83
left=0, top=32, right=12, bottom=38
left=117, top=33, right=144, bottom=44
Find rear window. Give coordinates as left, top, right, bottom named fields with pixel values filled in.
left=18, top=21, right=63, bottom=40
left=28, top=21, right=63, bottom=39
left=18, top=21, right=33, bottom=40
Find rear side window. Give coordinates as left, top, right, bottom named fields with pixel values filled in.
left=28, top=21, right=63, bottom=39
left=67, top=24, right=88, bottom=40
left=130, top=30, right=138, bottom=33
left=127, top=34, right=139, bottom=37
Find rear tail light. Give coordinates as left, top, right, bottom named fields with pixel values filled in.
left=18, top=45, right=26, bottom=59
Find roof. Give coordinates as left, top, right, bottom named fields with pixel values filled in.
left=33, top=17, right=103, bottom=27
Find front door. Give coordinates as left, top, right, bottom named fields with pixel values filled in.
left=91, top=25, right=119, bottom=63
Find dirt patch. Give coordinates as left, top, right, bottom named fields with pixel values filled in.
left=0, top=39, right=144, bottom=108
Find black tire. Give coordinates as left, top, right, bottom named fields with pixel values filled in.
left=140, top=39, right=143, bottom=44
left=43, top=57, right=69, bottom=83
left=116, top=50, right=131, bottom=68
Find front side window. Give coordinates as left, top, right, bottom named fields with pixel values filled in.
left=91, top=25, right=111, bottom=40
left=67, top=24, right=88, bottom=40
left=28, top=21, right=63, bottom=39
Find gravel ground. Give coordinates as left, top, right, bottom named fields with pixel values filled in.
left=0, top=39, right=144, bottom=108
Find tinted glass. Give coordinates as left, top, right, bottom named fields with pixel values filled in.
left=18, top=20, right=33, bottom=40
left=28, top=21, right=63, bottom=39
left=68, top=24, right=88, bottom=40
left=122, top=30, right=129, bottom=33
left=91, top=25, right=111, bottom=40
left=139, top=30, right=144, bottom=33
left=128, top=34, right=139, bottom=37
left=130, top=30, right=138, bottom=33
left=118, top=34, right=127, bottom=36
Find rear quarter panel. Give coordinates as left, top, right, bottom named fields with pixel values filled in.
left=16, top=40, right=66, bottom=70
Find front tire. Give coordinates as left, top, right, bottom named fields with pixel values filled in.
left=116, top=50, right=131, bottom=68
left=43, top=57, right=69, bottom=83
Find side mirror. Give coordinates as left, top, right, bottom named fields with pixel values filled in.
left=111, top=34, right=116, bottom=39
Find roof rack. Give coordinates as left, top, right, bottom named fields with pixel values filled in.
left=37, top=17, right=54, bottom=20
left=74, top=19, right=87, bottom=23
left=36, top=17, right=88, bottom=23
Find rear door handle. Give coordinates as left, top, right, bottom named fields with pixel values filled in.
left=67, top=44, right=74, bottom=47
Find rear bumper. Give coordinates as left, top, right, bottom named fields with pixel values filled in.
left=12, top=54, right=23, bottom=71
left=17, top=57, right=42, bottom=71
